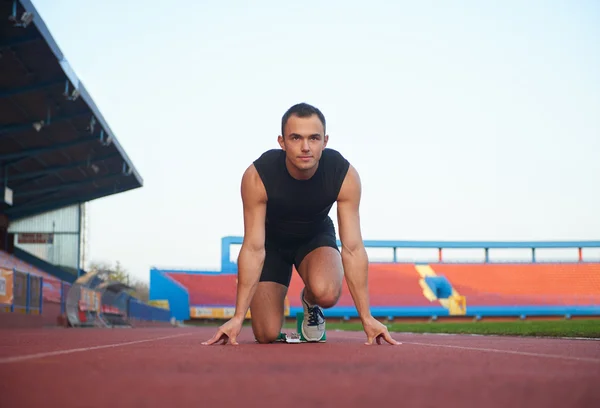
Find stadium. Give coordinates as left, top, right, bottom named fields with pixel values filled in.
left=1, top=1, right=599, bottom=407
left=151, top=235, right=600, bottom=323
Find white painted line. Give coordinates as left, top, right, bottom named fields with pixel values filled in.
left=0, top=333, right=193, bottom=365
left=398, top=332, right=600, bottom=341
left=403, top=341, right=600, bottom=363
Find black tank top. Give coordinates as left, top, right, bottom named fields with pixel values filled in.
left=253, top=148, right=350, bottom=244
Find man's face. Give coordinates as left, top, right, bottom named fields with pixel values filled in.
left=278, top=114, right=328, bottom=176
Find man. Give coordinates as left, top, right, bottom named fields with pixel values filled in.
left=203, top=102, right=399, bottom=346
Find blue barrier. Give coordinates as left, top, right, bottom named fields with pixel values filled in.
left=128, top=298, right=171, bottom=322
left=149, top=268, right=190, bottom=321
left=289, top=305, right=600, bottom=319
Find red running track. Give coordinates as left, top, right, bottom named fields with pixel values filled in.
left=0, top=327, right=599, bottom=407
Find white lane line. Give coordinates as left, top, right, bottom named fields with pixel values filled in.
left=0, top=333, right=193, bottom=364
left=402, top=341, right=600, bottom=363
left=393, top=331, right=600, bottom=341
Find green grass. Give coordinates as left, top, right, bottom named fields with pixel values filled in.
left=187, top=318, right=600, bottom=338
left=317, top=319, right=600, bottom=338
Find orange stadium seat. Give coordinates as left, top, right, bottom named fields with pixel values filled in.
left=170, top=264, right=434, bottom=309
left=432, top=263, right=600, bottom=306
left=159, top=261, right=600, bottom=319
left=287, top=263, right=433, bottom=307
left=167, top=272, right=238, bottom=306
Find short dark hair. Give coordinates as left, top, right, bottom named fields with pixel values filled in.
left=281, top=102, right=326, bottom=137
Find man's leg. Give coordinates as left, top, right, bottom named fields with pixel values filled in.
left=296, top=246, right=344, bottom=308
left=249, top=241, right=293, bottom=344
left=294, top=233, right=344, bottom=341
left=249, top=282, right=287, bottom=344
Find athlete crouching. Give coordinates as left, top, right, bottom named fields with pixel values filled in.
left=203, top=102, right=399, bottom=346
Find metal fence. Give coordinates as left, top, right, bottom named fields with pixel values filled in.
left=64, top=271, right=172, bottom=327
left=1, top=267, right=170, bottom=327
left=0, top=267, right=43, bottom=315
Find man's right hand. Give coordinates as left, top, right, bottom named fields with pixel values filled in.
left=202, top=316, right=244, bottom=345
left=202, top=164, right=266, bottom=347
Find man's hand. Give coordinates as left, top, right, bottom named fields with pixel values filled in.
left=362, top=316, right=401, bottom=345
left=202, top=316, right=244, bottom=345
left=202, top=164, right=267, bottom=347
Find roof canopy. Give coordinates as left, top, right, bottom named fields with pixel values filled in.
left=1, top=0, right=143, bottom=220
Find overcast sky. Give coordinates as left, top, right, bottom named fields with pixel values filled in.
left=30, top=0, right=600, bottom=282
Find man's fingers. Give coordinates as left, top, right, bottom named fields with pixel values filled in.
left=365, top=329, right=401, bottom=346
left=202, top=330, right=225, bottom=345
left=201, top=332, right=220, bottom=345
left=202, top=331, right=240, bottom=345
left=382, top=330, right=401, bottom=345
left=226, top=330, right=238, bottom=345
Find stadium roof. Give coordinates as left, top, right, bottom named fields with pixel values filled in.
left=0, top=0, right=143, bottom=220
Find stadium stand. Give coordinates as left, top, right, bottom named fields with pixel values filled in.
left=287, top=263, right=433, bottom=308
left=433, top=263, right=600, bottom=307
left=150, top=236, right=600, bottom=322
left=1, top=248, right=62, bottom=302
left=1, top=0, right=167, bottom=328
left=167, top=272, right=238, bottom=307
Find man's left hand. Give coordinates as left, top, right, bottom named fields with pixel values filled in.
left=361, top=316, right=401, bottom=345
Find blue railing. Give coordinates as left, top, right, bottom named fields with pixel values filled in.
left=220, top=236, right=600, bottom=272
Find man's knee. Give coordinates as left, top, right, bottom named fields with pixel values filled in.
left=308, top=279, right=342, bottom=308
left=253, top=326, right=281, bottom=344
left=251, top=312, right=284, bottom=344
left=299, top=246, right=343, bottom=308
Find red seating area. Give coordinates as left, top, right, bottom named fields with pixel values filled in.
left=433, top=263, right=600, bottom=306
left=167, top=262, right=600, bottom=310
left=167, top=272, right=238, bottom=306
left=169, top=264, right=431, bottom=308
left=287, top=263, right=431, bottom=307
left=0, top=249, right=63, bottom=303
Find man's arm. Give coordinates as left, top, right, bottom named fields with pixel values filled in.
left=336, top=165, right=372, bottom=322
left=337, top=165, right=400, bottom=346
left=233, top=164, right=267, bottom=320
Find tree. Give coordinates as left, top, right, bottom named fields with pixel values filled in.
left=87, top=260, right=149, bottom=302
left=110, top=261, right=129, bottom=285
left=129, top=280, right=149, bottom=302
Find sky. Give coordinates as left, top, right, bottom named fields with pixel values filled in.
left=29, top=0, right=600, bottom=283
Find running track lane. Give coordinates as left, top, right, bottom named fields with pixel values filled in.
left=0, top=327, right=599, bottom=407
left=0, top=328, right=187, bottom=358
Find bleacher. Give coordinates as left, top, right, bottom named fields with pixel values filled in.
left=434, top=263, right=600, bottom=306
left=166, top=264, right=433, bottom=309
left=0, top=248, right=71, bottom=326
left=167, top=272, right=238, bottom=306
left=287, top=263, right=432, bottom=308
left=0, top=249, right=64, bottom=303
left=150, top=237, right=600, bottom=321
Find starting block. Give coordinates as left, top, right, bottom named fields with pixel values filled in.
left=277, top=312, right=327, bottom=343
left=277, top=332, right=302, bottom=343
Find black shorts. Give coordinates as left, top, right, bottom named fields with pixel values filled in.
left=259, top=229, right=339, bottom=287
